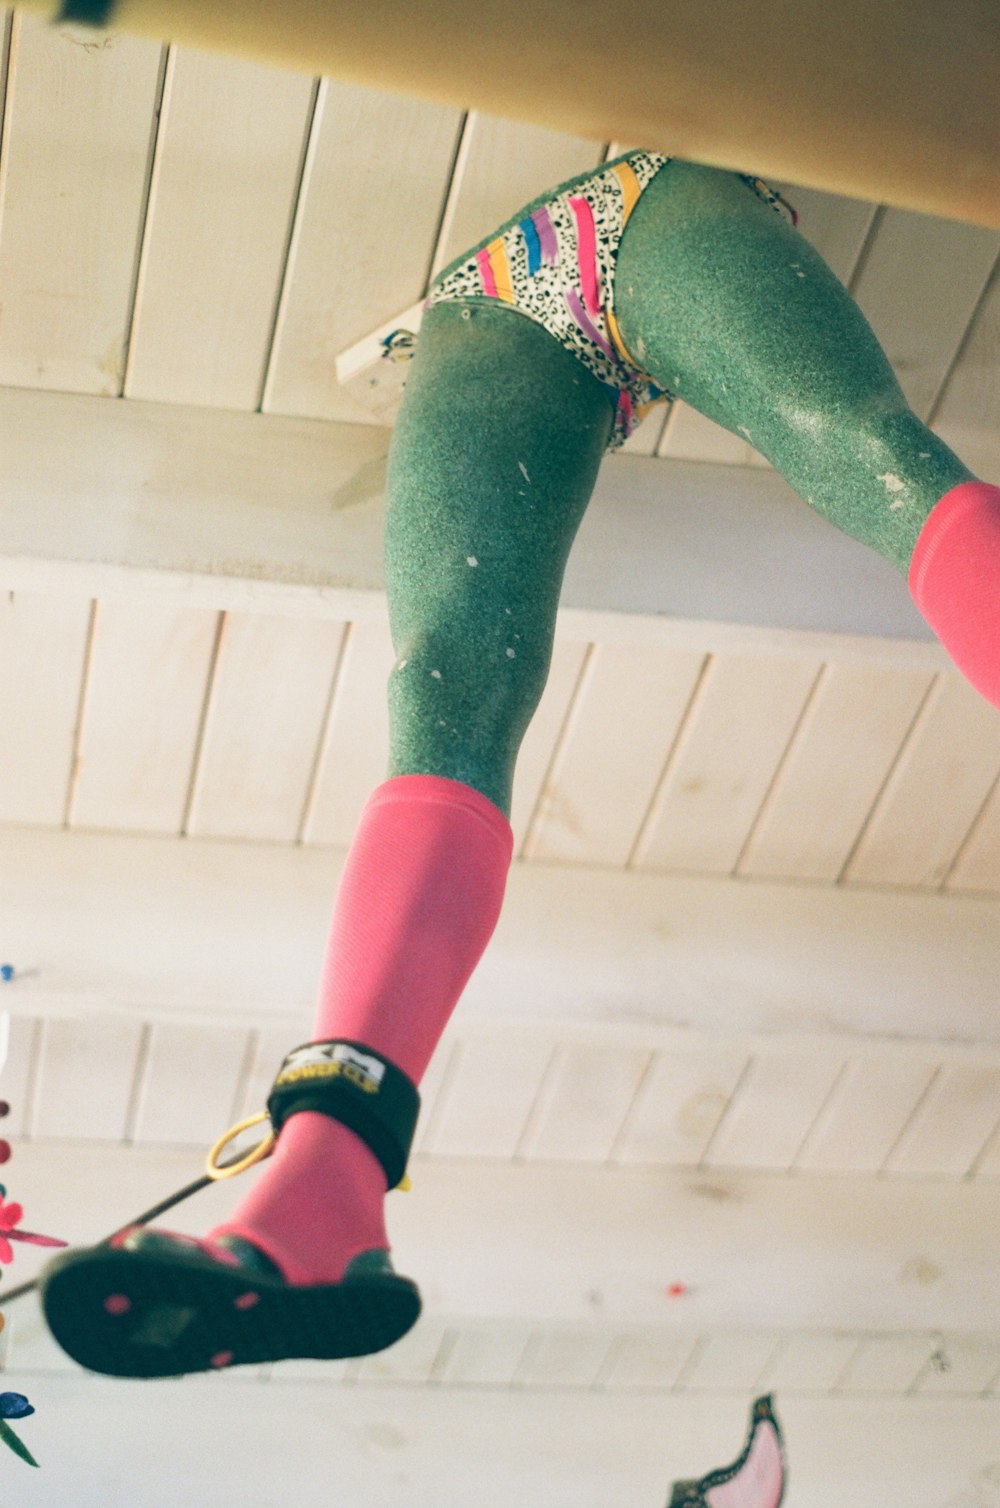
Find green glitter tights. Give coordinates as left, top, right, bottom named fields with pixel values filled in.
left=385, top=160, right=973, bottom=812
left=614, top=159, right=973, bottom=566
left=384, top=299, right=611, bottom=815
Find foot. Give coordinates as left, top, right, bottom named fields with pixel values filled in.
left=40, top=1226, right=420, bottom=1379
left=204, top=1113, right=393, bottom=1288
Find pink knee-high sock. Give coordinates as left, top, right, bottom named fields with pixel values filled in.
left=209, top=775, right=513, bottom=1284
left=909, top=480, right=1000, bottom=711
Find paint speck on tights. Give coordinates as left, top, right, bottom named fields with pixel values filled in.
left=466, top=556, right=478, bottom=567
left=518, top=462, right=531, bottom=484
left=397, top=659, right=408, bottom=669
left=920, top=451, right=931, bottom=460
left=738, top=426, right=752, bottom=440
left=877, top=472, right=906, bottom=495
left=506, top=648, right=516, bottom=659
left=430, top=669, right=442, bottom=680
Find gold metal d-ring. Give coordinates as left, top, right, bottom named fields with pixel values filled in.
left=205, top=1111, right=276, bottom=1181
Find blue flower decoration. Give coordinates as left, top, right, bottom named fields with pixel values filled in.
left=0, top=1393, right=34, bottom=1420
left=0, top=1392, right=38, bottom=1466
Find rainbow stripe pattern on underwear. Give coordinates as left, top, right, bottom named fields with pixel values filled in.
left=426, top=151, right=674, bottom=450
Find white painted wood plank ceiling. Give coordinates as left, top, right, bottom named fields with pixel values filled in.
left=0, top=9, right=998, bottom=1501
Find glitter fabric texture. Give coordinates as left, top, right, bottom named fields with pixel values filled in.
left=385, top=298, right=611, bottom=813
left=384, top=157, right=976, bottom=802
left=614, top=159, right=972, bottom=569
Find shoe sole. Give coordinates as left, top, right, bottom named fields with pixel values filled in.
left=40, top=1244, right=421, bottom=1379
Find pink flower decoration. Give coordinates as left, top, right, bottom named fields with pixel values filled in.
left=0, top=1200, right=24, bottom=1265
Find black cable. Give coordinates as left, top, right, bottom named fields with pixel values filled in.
left=0, top=1140, right=269, bottom=1307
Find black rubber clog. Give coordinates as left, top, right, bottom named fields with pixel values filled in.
left=39, top=1229, right=421, bottom=1379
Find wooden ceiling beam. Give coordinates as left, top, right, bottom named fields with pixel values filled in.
left=0, top=1366, right=997, bottom=1505
left=0, top=386, right=946, bottom=663
left=3, top=826, right=996, bottom=1043
left=8, top=1140, right=1000, bottom=1335
left=19, top=0, right=1000, bottom=227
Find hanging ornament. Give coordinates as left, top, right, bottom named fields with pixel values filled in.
left=0, top=1392, right=38, bottom=1468
left=667, top=1396, right=785, bottom=1507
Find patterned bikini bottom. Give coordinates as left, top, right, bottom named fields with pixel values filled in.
left=424, top=151, right=797, bottom=452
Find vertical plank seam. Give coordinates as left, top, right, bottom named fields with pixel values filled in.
left=828, top=1335, right=867, bottom=1395
left=591, top=1331, right=629, bottom=1390
left=653, top=396, right=686, bottom=459
left=904, top=1340, right=941, bottom=1396
left=670, top=1334, right=708, bottom=1393
left=258, top=76, right=326, bottom=414
left=0, top=11, right=20, bottom=239
left=835, top=671, right=940, bottom=885
left=511, top=1040, right=564, bottom=1161
left=605, top=1048, right=658, bottom=1165
left=253, top=74, right=322, bottom=414
left=509, top=1330, right=543, bottom=1390
left=787, top=1055, right=851, bottom=1171
left=518, top=641, right=595, bottom=861
left=925, top=243, right=1000, bottom=430
left=25, top=1015, right=51, bottom=1139
left=906, top=1345, right=941, bottom=1397
left=625, top=651, right=713, bottom=870
left=425, top=111, right=476, bottom=285
left=118, top=43, right=172, bottom=398
left=120, top=1021, right=154, bottom=1144
left=178, top=609, right=226, bottom=836
left=966, top=1110, right=1000, bottom=1183
left=635, top=403, right=671, bottom=456
left=230, top=1027, right=261, bottom=1124
left=939, top=765, right=1000, bottom=894
left=750, top=1336, right=788, bottom=1393
left=754, top=1331, right=793, bottom=1393
left=732, top=661, right=827, bottom=879
left=412, top=1038, right=464, bottom=1157
left=295, top=618, right=351, bottom=844
left=844, top=204, right=887, bottom=299
left=19, top=1016, right=45, bottom=1141
left=426, top=1326, right=460, bottom=1385
left=422, top=109, right=471, bottom=291
left=876, top=1064, right=943, bottom=1175
left=586, top=1334, right=618, bottom=1390
left=62, top=598, right=99, bottom=827
left=696, top=1054, right=756, bottom=1169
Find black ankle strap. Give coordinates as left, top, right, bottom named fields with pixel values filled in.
left=267, top=1041, right=420, bottom=1190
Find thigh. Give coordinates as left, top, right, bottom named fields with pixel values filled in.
left=384, top=299, right=613, bottom=814
left=614, top=159, right=972, bottom=569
